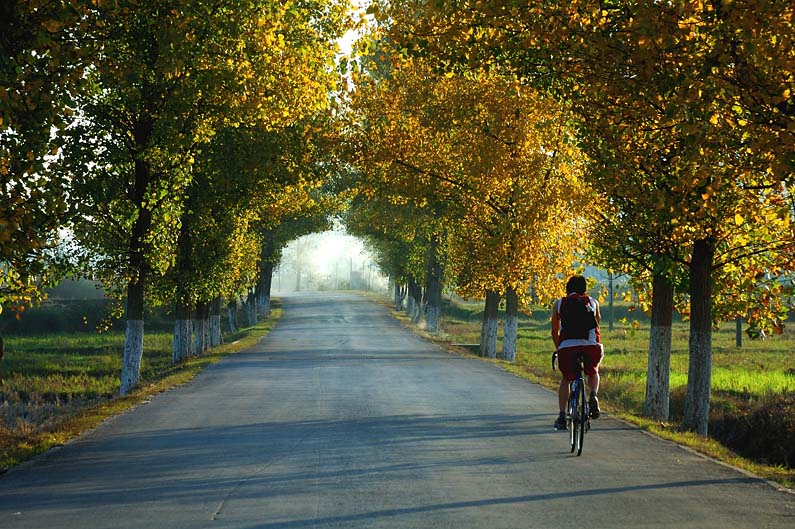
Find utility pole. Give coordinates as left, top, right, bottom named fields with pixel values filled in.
left=608, top=273, right=614, bottom=332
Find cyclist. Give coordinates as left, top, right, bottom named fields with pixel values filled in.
left=551, top=275, right=604, bottom=430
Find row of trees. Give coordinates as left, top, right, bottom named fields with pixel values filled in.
left=341, top=1, right=795, bottom=436
left=343, top=57, right=594, bottom=361
left=4, top=1, right=794, bottom=437
left=1, top=1, right=351, bottom=393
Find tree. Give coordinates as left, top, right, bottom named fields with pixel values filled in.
left=347, top=42, right=593, bottom=348
left=706, top=0, right=795, bottom=186
left=64, top=0, right=349, bottom=393
left=536, top=1, right=795, bottom=431
left=383, top=0, right=795, bottom=434
left=0, top=1, right=90, bottom=330
left=343, top=187, right=440, bottom=326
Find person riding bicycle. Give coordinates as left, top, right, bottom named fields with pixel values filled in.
left=551, top=275, right=604, bottom=430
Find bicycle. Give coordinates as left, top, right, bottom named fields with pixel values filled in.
left=552, top=351, right=590, bottom=456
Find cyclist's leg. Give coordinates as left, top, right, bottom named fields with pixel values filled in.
left=587, top=372, right=600, bottom=396
left=558, top=378, right=569, bottom=413
left=556, top=348, right=578, bottom=412
left=584, top=345, right=604, bottom=417
left=555, top=348, right=577, bottom=429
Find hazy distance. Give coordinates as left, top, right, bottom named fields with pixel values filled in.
left=275, top=230, right=387, bottom=293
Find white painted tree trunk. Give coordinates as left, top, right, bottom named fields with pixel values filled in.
left=683, top=238, right=715, bottom=436
left=193, top=317, right=208, bottom=355
left=120, top=320, right=144, bottom=395
left=411, top=287, right=423, bottom=324
left=393, top=281, right=401, bottom=310
left=502, top=287, right=518, bottom=362
left=485, top=317, right=498, bottom=359
left=411, top=299, right=422, bottom=323
left=644, top=273, right=674, bottom=420
left=172, top=319, right=192, bottom=364
left=480, top=290, right=499, bottom=359
left=202, top=313, right=210, bottom=352
left=246, top=292, right=257, bottom=327
left=409, top=279, right=423, bottom=324
left=424, top=242, right=443, bottom=334
left=210, top=297, right=222, bottom=347
left=210, top=315, right=221, bottom=347
left=257, top=263, right=273, bottom=317
left=227, top=301, right=238, bottom=333
left=426, top=305, right=440, bottom=334
left=259, top=295, right=270, bottom=320
left=645, top=324, right=672, bottom=419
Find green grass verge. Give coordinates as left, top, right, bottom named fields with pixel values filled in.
left=377, top=293, right=795, bottom=490
left=0, top=308, right=281, bottom=473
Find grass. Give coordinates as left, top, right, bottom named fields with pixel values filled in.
left=0, top=307, right=281, bottom=472
left=385, top=294, right=795, bottom=489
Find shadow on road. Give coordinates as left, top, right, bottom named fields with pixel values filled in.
left=237, top=476, right=765, bottom=529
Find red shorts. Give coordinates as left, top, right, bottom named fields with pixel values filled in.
left=557, top=345, right=603, bottom=381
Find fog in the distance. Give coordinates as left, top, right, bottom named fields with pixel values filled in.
left=275, top=230, right=387, bottom=293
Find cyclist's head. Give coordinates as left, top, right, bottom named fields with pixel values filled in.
left=566, top=275, right=587, bottom=295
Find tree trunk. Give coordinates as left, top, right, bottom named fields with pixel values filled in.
left=120, top=201, right=149, bottom=395
left=172, top=300, right=192, bottom=364
left=257, top=261, right=274, bottom=318
left=172, top=205, right=193, bottom=364
left=643, top=272, right=674, bottom=420
left=257, top=229, right=274, bottom=317
left=227, top=299, right=238, bottom=333
left=480, top=290, right=500, bottom=359
left=210, top=296, right=222, bottom=347
left=120, top=278, right=145, bottom=395
left=735, top=316, right=743, bottom=348
left=502, top=286, right=519, bottom=362
left=425, top=247, right=443, bottom=334
left=683, top=238, right=715, bottom=435
left=409, top=278, right=423, bottom=324
left=203, top=304, right=211, bottom=352
left=246, top=291, right=257, bottom=327
left=393, top=281, right=402, bottom=310
left=608, top=273, right=615, bottom=332
left=120, top=119, right=153, bottom=396
left=193, top=301, right=209, bottom=355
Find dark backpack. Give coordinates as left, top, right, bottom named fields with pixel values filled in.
left=560, top=294, right=597, bottom=340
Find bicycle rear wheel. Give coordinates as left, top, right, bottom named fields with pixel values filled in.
left=568, top=381, right=577, bottom=453
left=575, top=379, right=587, bottom=456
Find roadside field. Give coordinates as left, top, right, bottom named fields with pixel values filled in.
left=0, top=308, right=281, bottom=472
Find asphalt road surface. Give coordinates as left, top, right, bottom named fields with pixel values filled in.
left=0, top=292, right=793, bottom=529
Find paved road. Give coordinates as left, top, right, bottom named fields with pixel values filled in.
left=0, top=292, right=793, bottom=528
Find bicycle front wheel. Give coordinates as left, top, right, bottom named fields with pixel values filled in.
left=568, top=412, right=576, bottom=453
left=575, top=379, right=587, bottom=456
left=568, top=382, right=577, bottom=453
